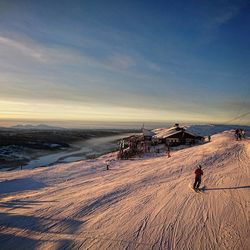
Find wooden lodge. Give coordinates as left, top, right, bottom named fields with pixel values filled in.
left=153, top=124, right=205, bottom=146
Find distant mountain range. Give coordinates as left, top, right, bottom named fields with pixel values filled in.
left=9, top=124, right=65, bottom=130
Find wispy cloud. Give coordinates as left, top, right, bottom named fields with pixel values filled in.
left=146, top=61, right=161, bottom=72
left=0, top=35, right=101, bottom=66
left=209, top=4, right=242, bottom=28
left=106, top=53, right=136, bottom=69
left=199, top=0, right=247, bottom=42
left=0, top=34, right=162, bottom=83
left=0, top=36, right=47, bottom=62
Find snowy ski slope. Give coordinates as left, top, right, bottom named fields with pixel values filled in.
left=0, top=130, right=249, bottom=249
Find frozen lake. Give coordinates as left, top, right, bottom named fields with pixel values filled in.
left=23, top=133, right=133, bottom=169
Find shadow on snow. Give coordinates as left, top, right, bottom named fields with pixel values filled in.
left=0, top=178, right=46, bottom=196
left=206, top=185, right=250, bottom=191
left=0, top=210, right=83, bottom=249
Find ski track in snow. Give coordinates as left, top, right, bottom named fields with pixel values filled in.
left=0, top=131, right=249, bottom=250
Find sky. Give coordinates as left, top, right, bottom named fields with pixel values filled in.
left=0, top=0, right=250, bottom=128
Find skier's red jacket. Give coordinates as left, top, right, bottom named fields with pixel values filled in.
left=194, top=168, right=203, bottom=179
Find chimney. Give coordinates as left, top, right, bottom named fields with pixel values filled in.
left=174, top=123, right=181, bottom=131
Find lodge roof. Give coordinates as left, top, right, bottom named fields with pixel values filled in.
left=152, top=125, right=199, bottom=139
left=142, top=128, right=156, bottom=137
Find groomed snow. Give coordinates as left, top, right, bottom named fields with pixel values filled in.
left=0, top=131, right=249, bottom=249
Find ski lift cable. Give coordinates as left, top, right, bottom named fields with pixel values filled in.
left=224, top=112, right=250, bottom=125
left=223, top=86, right=250, bottom=125
left=237, top=86, right=250, bottom=124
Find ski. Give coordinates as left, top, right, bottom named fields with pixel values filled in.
left=189, top=184, right=206, bottom=194
left=196, top=186, right=206, bottom=194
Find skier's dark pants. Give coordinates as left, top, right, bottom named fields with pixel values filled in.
left=193, top=177, right=201, bottom=189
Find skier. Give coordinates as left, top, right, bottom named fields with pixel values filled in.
left=235, top=129, right=239, bottom=140
left=241, top=129, right=246, bottom=139
left=193, top=165, right=203, bottom=190
left=238, top=129, right=242, bottom=140
left=239, top=129, right=245, bottom=140
left=166, top=145, right=171, bottom=158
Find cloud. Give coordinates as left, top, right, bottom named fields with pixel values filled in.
left=0, top=36, right=47, bottom=62
left=0, top=33, right=165, bottom=89
left=106, top=53, right=136, bottom=69
left=146, top=61, right=161, bottom=72
left=198, top=0, right=247, bottom=42
left=210, top=4, right=242, bottom=28
left=0, top=35, right=105, bottom=68
left=0, top=35, right=140, bottom=74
